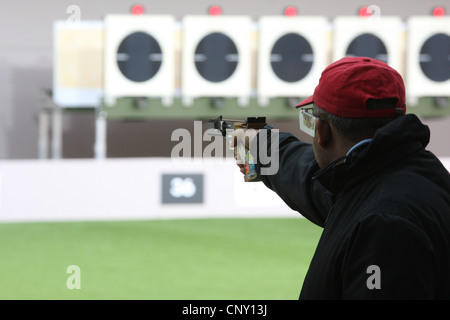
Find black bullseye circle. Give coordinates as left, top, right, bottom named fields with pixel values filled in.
left=194, top=32, right=239, bottom=82
left=270, top=33, right=314, bottom=82
left=345, top=33, right=388, bottom=63
left=419, top=33, right=450, bottom=82
left=117, top=32, right=162, bottom=82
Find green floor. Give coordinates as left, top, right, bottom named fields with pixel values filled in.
left=0, top=218, right=321, bottom=300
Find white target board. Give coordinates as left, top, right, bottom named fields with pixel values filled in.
left=257, top=16, right=330, bottom=105
left=406, top=16, right=450, bottom=105
left=333, top=16, right=405, bottom=76
left=103, top=14, right=176, bottom=106
left=181, top=15, right=253, bottom=106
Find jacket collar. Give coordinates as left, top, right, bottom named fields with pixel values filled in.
left=312, top=114, right=430, bottom=195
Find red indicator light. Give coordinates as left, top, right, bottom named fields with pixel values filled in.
left=359, top=6, right=371, bottom=17
left=209, top=5, right=222, bottom=16
left=284, top=6, right=297, bottom=17
left=432, top=6, right=446, bottom=17
left=131, top=4, right=145, bottom=15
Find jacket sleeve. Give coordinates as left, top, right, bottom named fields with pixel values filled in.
left=342, top=212, right=436, bottom=299
left=251, top=127, right=331, bottom=227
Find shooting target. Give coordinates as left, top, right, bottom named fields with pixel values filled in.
left=333, top=16, right=404, bottom=76
left=406, top=16, right=450, bottom=104
left=104, top=14, right=175, bottom=106
left=181, top=15, right=252, bottom=106
left=419, top=33, right=450, bottom=82
left=257, top=16, right=329, bottom=105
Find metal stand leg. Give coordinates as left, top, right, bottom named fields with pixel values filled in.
left=38, top=108, right=49, bottom=159
left=94, top=110, right=107, bottom=159
left=38, top=89, right=63, bottom=160
left=51, top=105, right=63, bottom=159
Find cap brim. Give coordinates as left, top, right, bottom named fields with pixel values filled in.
left=295, top=96, right=314, bottom=108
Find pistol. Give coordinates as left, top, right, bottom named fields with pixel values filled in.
left=207, top=116, right=267, bottom=182
left=206, top=116, right=267, bottom=136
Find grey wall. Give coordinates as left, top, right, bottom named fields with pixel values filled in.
left=1, top=0, right=449, bottom=159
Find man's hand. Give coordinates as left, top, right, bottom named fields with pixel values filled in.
left=206, top=116, right=266, bottom=180
left=231, top=128, right=259, bottom=175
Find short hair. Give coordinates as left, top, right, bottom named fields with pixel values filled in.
left=312, top=99, right=400, bottom=143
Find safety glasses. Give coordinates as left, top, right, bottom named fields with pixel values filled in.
left=299, top=106, right=317, bottom=137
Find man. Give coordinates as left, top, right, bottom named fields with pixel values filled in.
left=237, top=57, right=450, bottom=299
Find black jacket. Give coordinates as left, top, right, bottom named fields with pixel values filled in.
left=255, top=114, right=450, bottom=299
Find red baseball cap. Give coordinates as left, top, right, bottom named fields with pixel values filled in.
left=295, top=57, right=406, bottom=118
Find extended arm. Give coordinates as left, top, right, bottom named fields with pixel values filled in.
left=252, top=128, right=331, bottom=227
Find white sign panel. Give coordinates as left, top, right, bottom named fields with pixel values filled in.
left=53, top=21, right=104, bottom=107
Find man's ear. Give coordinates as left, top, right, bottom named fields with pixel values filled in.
left=315, top=118, right=331, bottom=148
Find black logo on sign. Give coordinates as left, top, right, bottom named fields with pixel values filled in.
left=161, top=174, right=204, bottom=204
